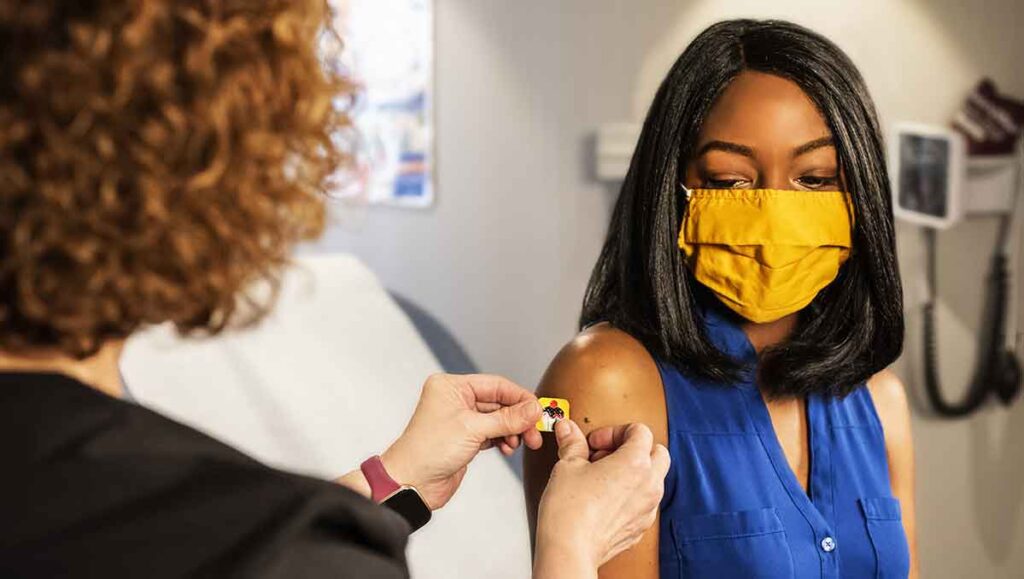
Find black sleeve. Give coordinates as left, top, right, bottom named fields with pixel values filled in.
left=0, top=373, right=412, bottom=578
left=222, top=465, right=413, bottom=579
left=1, top=458, right=411, bottom=579
left=260, top=515, right=410, bottom=579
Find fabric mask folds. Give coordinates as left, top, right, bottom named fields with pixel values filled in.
left=678, top=187, right=854, bottom=323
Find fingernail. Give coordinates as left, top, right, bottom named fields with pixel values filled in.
left=554, top=419, right=570, bottom=438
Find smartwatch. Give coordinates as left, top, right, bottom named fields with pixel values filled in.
left=359, top=455, right=432, bottom=532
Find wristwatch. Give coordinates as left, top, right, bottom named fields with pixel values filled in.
left=359, top=455, right=432, bottom=532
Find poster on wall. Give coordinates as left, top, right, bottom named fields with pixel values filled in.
left=327, top=0, right=434, bottom=208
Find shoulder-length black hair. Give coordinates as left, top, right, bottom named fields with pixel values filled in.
left=581, top=19, right=903, bottom=398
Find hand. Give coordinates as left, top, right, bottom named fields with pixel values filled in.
left=533, top=420, right=670, bottom=576
left=381, top=373, right=543, bottom=510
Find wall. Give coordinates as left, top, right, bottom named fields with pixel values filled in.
left=313, top=1, right=1024, bottom=576
left=316, top=0, right=681, bottom=391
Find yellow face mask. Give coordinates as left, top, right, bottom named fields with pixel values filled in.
left=677, top=187, right=853, bottom=324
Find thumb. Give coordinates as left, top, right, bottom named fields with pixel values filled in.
left=473, top=399, right=541, bottom=440
left=555, top=419, right=589, bottom=461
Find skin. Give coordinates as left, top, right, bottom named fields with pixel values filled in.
left=524, top=70, right=919, bottom=578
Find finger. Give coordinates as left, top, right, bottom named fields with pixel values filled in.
left=587, top=424, right=631, bottom=452
left=651, top=443, right=671, bottom=479
left=589, top=449, right=611, bottom=462
left=498, top=441, right=514, bottom=456
left=522, top=427, right=543, bottom=450
left=471, top=399, right=542, bottom=439
left=555, top=419, right=589, bottom=461
left=616, top=423, right=655, bottom=453
left=504, top=434, right=521, bottom=450
left=461, top=374, right=538, bottom=407
left=475, top=401, right=503, bottom=413
left=600, top=424, right=655, bottom=464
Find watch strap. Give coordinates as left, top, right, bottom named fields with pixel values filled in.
left=359, top=455, right=401, bottom=503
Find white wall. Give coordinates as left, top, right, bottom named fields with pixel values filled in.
left=314, top=1, right=1024, bottom=576
left=317, top=0, right=681, bottom=387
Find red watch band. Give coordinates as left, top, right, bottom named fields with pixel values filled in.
left=360, top=455, right=401, bottom=503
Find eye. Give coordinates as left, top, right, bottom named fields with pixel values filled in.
left=703, top=177, right=752, bottom=189
left=795, top=174, right=839, bottom=190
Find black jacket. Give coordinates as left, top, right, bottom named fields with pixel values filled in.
left=0, top=372, right=410, bottom=578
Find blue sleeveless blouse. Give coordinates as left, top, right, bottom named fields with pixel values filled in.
left=657, top=307, right=910, bottom=578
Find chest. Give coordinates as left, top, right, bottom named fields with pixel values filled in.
left=657, top=383, right=910, bottom=579
left=764, top=395, right=810, bottom=493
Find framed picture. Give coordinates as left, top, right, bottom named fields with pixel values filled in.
left=889, top=123, right=965, bottom=229
left=328, top=0, right=434, bottom=208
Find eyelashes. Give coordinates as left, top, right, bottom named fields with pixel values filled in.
left=794, top=175, right=840, bottom=189
left=704, top=178, right=749, bottom=189
left=699, top=174, right=840, bottom=190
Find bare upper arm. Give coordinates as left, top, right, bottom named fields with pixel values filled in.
left=867, top=369, right=919, bottom=577
left=866, top=369, right=914, bottom=486
left=523, top=323, right=667, bottom=579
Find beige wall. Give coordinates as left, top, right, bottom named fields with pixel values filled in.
left=316, top=1, right=1024, bottom=576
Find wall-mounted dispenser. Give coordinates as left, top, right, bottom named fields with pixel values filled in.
left=894, top=79, right=1024, bottom=418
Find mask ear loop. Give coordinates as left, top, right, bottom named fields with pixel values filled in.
left=679, top=182, right=693, bottom=201
left=677, top=183, right=694, bottom=259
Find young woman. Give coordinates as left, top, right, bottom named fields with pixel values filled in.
left=525, top=19, right=918, bottom=578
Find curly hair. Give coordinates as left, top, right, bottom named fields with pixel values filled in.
left=0, top=0, right=346, bottom=357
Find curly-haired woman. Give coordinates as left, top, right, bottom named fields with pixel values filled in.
left=0, top=2, right=667, bottom=577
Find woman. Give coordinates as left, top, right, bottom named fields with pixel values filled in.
left=525, top=19, right=918, bottom=578
left=0, top=1, right=668, bottom=577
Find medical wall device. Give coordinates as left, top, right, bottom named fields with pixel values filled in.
left=893, top=79, right=1024, bottom=418
left=889, top=123, right=966, bottom=229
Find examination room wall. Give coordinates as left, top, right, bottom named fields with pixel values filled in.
left=314, top=1, right=1024, bottom=577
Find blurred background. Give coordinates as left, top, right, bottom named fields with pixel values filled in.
left=311, top=1, right=1024, bottom=577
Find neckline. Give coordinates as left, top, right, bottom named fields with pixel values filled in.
left=758, top=390, right=813, bottom=496
left=701, top=309, right=833, bottom=529
left=744, top=383, right=832, bottom=532
left=0, top=370, right=85, bottom=386
left=701, top=304, right=759, bottom=368
left=0, top=370, right=127, bottom=402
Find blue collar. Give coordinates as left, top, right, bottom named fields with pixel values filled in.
left=701, top=303, right=759, bottom=370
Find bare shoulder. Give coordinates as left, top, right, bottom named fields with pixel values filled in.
left=866, top=368, right=912, bottom=440
left=525, top=323, right=668, bottom=549
left=537, top=323, right=665, bottom=436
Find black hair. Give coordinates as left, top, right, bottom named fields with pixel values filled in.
left=581, top=19, right=904, bottom=398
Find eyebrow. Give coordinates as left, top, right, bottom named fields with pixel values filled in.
left=695, top=136, right=835, bottom=160
left=697, top=140, right=755, bottom=159
left=792, top=136, right=835, bottom=158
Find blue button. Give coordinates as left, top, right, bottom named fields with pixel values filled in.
left=821, top=536, right=837, bottom=552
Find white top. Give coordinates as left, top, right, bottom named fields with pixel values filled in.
left=121, top=253, right=532, bottom=579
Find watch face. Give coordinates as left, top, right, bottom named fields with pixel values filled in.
left=383, top=487, right=432, bottom=531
